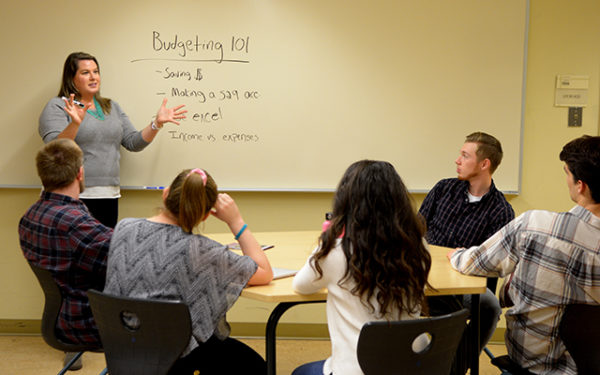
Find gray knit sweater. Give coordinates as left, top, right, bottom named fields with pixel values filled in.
left=104, top=218, right=258, bottom=355
left=38, top=97, right=149, bottom=187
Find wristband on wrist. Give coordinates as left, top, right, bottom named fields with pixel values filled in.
left=234, top=224, right=248, bottom=240
left=151, top=120, right=161, bottom=131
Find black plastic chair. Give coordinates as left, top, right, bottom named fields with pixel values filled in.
left=489, top=303, right=600, bottom=375
left=87, top=289, right=192, bottom=375
left=490, top=354, right=535, bottom=375
left=356, top=308, right=469, bottom=375
left=28, top=263, right=100, bottom=375
left=559, top=303, right=600, bottom=375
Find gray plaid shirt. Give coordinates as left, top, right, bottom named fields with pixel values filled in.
left=450, top=205, right=600, bottom=374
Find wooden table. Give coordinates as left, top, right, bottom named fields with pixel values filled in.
left=211, top=231, right=487, bottom=375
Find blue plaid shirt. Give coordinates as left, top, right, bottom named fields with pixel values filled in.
left=419, top=178, right=514, bottom=248
left=19, top=191, right=112, bottom=347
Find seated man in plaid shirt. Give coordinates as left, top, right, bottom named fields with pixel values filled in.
left=419, top=132, right=515, bottom=374
left=448, top=135, right=600, bottom=374
left=19, top=139, right=113, bottom=368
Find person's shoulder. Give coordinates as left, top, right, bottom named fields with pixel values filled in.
left=66, top=205, right=103, bottom=226
left=44, top=193, right=83, bottom=217
left=109, top=217, right=135, bottom=232
left=490, top=192, right=513, bottom=209
left=488, top=180, right=513, bottom=203
left=514, top=209, right=558, bottom=227
left=56, top=202, right=99, bottom=232
left=196, top=234, right=228, bottom=251
left=116, top=217, right=143, bottom=228
left=187, top=234, right=247, bottom=266
left=429, top=178, right=464, bottom=195
left=40, top=96, right=64, bottom=113
left=318, top=239, right=346, bottom=267
left=19, top=200, right=44, bottom=228
left=109, top=99, right=124, bottom=114
left=421, top=179, right=463, bottom=213
left=435, top=177, right=459, bottom=186
left=47, top=96, right=63, bottom=105
left=51, top=196, right=103, bottom=228
left=437, top=178, right=465, bottom=189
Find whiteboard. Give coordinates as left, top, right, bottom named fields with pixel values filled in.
left=1, top=0, right=527, bottom=192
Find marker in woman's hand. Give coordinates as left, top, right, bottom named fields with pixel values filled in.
left=61, top=96, right=85, bottom=108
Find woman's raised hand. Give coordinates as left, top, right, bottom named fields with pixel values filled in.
left=211, top=193, right=244, bottom=228
left=155, top=98, right=187, bottom=128
left=61, top=94, right=90, bottom=126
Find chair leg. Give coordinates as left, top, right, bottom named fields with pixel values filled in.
left=99, top=367, right=109, bottom=375
left=58, top=351, right=84, bottom=375
left=483, top=346, right=495, bottom=360
left=484, top=347, right=515, bottom=374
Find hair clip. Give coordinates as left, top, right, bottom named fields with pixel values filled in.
left=186, top=168, right=207, bottom=185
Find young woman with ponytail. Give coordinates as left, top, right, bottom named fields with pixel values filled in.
left=104, top=168, right=272, bottom=374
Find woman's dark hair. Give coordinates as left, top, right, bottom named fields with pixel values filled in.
left=58, top=52, right=112, bottom=114
left=311, top=160, right=432, bottom=317
left=164, top=169, right=218, bottom=233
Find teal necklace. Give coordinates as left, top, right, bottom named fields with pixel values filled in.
left=86, top=97, right=105, bottom=121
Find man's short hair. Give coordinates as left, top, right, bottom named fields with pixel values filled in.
left=36, top=139, right=83, bottom=191
left=465, top=132, right=503, bottom=174
left=559, top=135, right=600, bottom=204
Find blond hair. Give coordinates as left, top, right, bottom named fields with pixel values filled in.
left=36, top=139, right=83, bottom=191
left=164, top=169, right=218, bottom=233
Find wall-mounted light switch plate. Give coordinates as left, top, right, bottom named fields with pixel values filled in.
left=568, top=107, right=582, bottom=127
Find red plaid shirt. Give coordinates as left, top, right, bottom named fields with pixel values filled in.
left=19, top=191, right=112, bottom=347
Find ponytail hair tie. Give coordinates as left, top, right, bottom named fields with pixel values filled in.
left=186, top=168, right=207, bottom=186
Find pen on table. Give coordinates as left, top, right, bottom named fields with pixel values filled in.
left=61, top=96, right=85, bottom=108
left=143, top=186, right=165, bottom=190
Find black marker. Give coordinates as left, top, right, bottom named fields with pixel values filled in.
left=61, top=96, right=85, bottom=108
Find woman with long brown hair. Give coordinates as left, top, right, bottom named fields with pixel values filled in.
left=292, top=160, right=432, bottom=375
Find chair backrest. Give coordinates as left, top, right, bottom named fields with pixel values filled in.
left=28, top=263, right=98, bottom=352
left=87, top=289, right=192, bottom=375
left=357, top=308, right=469, bottom=375
left=559, top=303, right=600, bottom=375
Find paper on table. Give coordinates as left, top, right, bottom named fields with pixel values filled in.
left=227, top=243, right=274, bottom=251
left=272, top=267, right=298, bottom=280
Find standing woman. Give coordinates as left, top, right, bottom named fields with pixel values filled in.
left=292, top=160, right=432, bottom=375
left=39, top=51, right=187, bottom=227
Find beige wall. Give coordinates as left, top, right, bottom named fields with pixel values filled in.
left=1, top=0, right=599, bottom=328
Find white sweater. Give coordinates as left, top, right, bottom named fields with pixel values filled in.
left=293, top=240, right=422, bottom=375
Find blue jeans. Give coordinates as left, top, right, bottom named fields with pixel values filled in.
left=462, top=289, right=501, bottom=349
left=426, top=288, right=501, bottom=374
left=292, top=360, right=329, bottom=375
